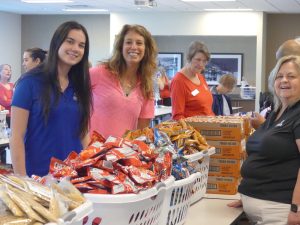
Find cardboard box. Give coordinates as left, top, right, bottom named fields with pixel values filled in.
left=186, top=116, right=245, bottom=140
left=208, top=158, right=242, bottom=177
left=206, top=176, right=239, bottom=195
left=207, top=139, right=245, bottom=159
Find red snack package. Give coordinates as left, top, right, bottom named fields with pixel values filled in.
left=71, top=176, right=92, bottom=184
left=89, top=130, right=106, bottom=145
left=88, top=167, right=122, bottom=185
left=73, top=155, right=102, bottom=170
left=31, top=174, right=47, bottom=185
left=64, top=151, right=80, bottom=167
left=127, top=166, right=158, bottom=185
left=79, top=145, right=100, bottom=161
left=79, top=143, right=107, bottom=161
left=49, top=157, right=78, bottom=178
left=112, top=170, right=138, bottom=194
left=153, top=151, right=172, bottom=181
left=112, top=162, right=129, bottom=176
left=74, top=182, right=96, bottom=192
left=93, top=160, right=114, bottom=173
left=105, top=146, right=138, bottom=162
left=87, top=180, right=112, bottom=189
left=111, top=182, right=136, bottom=194
left=87, top=189, right=110, bottom=194
left=104, top=136, right=126, bottom=148
left=132, top=140, right=158, bottom=160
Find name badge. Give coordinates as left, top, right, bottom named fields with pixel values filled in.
left=191, top=89, right=200, bottom=96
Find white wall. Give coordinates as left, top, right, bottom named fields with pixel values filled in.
left=22, top=15, right=110, bottom=71
left=0, top=12, right=21, bottom=82
left=1, top=11, right=266, bottom=110
left=154, top=35, right=257, bottom=87
left=110, top=12, right=260, bottom=37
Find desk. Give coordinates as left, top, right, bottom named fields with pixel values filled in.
left=231, top=99, right=255, bottom=112
left=154, top=105, right=172, bottom=117
left=232, top=106, right=243, bottom=111
left=0, top=138, right=9, bottom=145
left=186, top=194, right=243, bottom=225
left=0, top=138, right=9, bottom=164
left=152, top=106, right=172, bottom=127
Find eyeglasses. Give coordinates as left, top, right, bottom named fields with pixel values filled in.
left=275, top=74, right=299, bottom=81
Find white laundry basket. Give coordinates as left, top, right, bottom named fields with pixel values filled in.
left=45, top=200, right=93, bottom=225
left=160, top=173, right=197, bottom=225
left=78, top=177, right=174, bottom=225
left=189, top=148, right=215, bottom=204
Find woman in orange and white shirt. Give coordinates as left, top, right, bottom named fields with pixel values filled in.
left=170, top=41, right=214, bottom=120
left=0, top=64, right=13, bottom=127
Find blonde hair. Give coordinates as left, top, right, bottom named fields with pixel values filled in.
left=268, top=55, right=300, bottom=111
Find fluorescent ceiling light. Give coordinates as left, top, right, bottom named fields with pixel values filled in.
left=182, top=0, right=236, bottom=2
left=22, top=0, right=73, bottom=3
left=63, top=8, right=108, bottom=12
left=204, top=8, right=253, bottom=11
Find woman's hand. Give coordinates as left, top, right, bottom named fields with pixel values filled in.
left=227, top=199, right=243, bottom=208
left=157, top=75, right=165, bottom=90
left=250, top=112, right=265, bottom=130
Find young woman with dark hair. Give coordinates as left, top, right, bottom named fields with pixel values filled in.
left=10, top=21, right=93, bottom=176
left=23, top=47, right=47, bottom=72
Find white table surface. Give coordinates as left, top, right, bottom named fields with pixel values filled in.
left=185, top=194, right=243, bottom=225
left=0, top=138, right=9, bottom=145
left=154, top=106, right=172, bottom=117
left=232, top=106, right=243, bottom=110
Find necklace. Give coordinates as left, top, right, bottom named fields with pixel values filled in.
left=120, top=79, right=136, bottom=97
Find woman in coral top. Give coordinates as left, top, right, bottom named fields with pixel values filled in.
left=0, top=64, right=14, bottom=127
left=171, top=41, right=214, bottom=120
left=90, top=24, right=157, bottom=138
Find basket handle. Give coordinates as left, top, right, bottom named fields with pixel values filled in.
left=154, top=181, right=166, bottom=190
left=61, top=211, right=76, bottom=222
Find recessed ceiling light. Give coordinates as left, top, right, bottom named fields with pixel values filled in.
left=63, top=8, right=108, bottom=12
left=204, top=8, right=253, bottom=11
left=182, top=0, right=236, bottom=2
left=22, top=0, right=73, bottom=3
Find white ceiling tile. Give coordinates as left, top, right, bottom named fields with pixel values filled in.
left=2, top=0, right=300, bottom=14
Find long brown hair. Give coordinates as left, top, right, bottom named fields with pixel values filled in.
left=104, top=24, right=158, bottom=99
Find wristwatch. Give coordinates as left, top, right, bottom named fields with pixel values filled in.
left=291, top=203, right=300, bottom=213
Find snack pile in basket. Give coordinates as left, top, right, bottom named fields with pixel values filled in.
left=0, top=174, right=87, bottom=225
left=47, top=132, right=173, bottom=194
left=124, top=119, right=210, bottom=155
left=124, top=119, right=211, bottom=181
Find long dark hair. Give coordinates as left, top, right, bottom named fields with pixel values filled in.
left=41, top=21, right=92, bottom=138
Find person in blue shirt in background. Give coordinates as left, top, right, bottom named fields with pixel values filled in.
left=10, top=21, right=93, bottom=177
left=211, top=74, right=236, bottom=116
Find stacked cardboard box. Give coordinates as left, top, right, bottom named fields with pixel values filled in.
left=186, top=116, right=251, bottom=195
